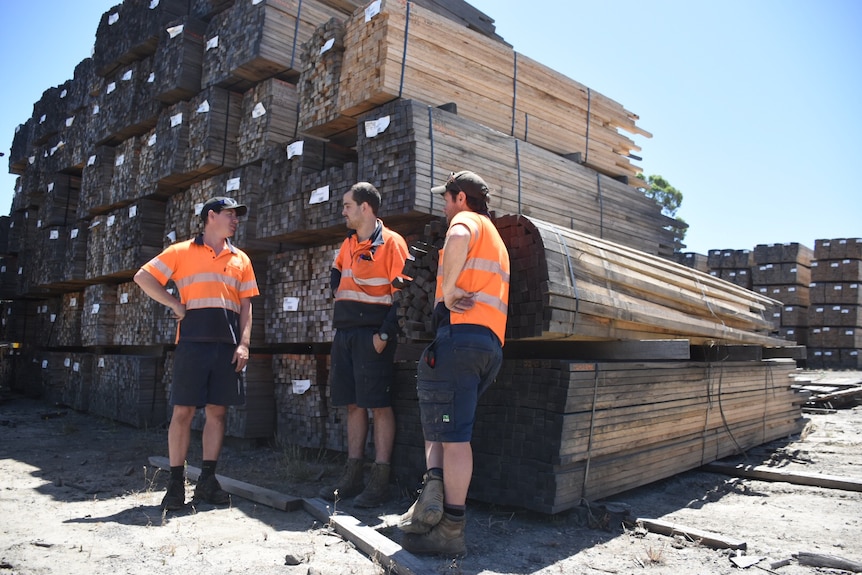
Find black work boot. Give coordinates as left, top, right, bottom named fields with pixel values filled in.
left=193, top=475, right=230, bottom=505
left=353, top=462, right=391, bottom=508
left=161, top=478, right=186, bottom=510
left=398, top=469, right=444, bottom=533
left=318, top=458, right=365, bottom=501
left=402, top=512, right=466, bottom=556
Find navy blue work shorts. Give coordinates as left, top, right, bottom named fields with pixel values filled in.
left=416, top=324, right=503, bottom=443
left=329, top=327, right=396, bottom=408
left=170, top=341, right=246, bottom=407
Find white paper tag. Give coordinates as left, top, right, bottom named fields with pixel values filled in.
left=51, top=314, right=57, bottom=323
left=107, top=82, right=116, bottom=94
left=39, top=114, right=46, bottom=124
left=282, top=297, right=299, bottom=311
left=320, top=38, right=335, bottom=55
left=292, top=379, right=311, bottom=394
left=49, top=230, right=59, bottom=240
left=226, top=177, right=241, bottom=192
left=71, top=228, right=79, bottom=239
left=107, top=215, right=115, bottom=227
left=197, top=100, right=211, bottom=113
left=167, top=24, right=184, bottom=38
left=120, top=292, right=129, bottom=304
left=148, top=133, right=157, bottom=146
left=129, top=205, right=138, bottom=218
left=70, top=297, right=77, bottom=307
left=91, top=304, right=100, bottom=314
left=60, top=88, right=67, bottom=98
left=66, top=116, right=75, bottom=127
left=166, top=230, right=177, bottom=243
left=73, top=362, right=80, bottom=373
left=206, top=36, right=219, bottom=51
left=195, top=202, right=204, bottom=217
left=116, top=154, right=125, bottom=166
left=148, top=72, right=155, bottom=83
left=252, top=102, right=267, bottom=118
left=286, top=141, right=304, bottom=159
left=364, top=116, right=391, bottom=138
left=108, top=12, right=119, bottom=25
left=47, top=182, right=55, bottom=193
left=64, top=357, right=70, bottom=367
left=42, top=360, right=48, bottom=369
left=150, top=0, right=160, bottom=8
left=92, top=104, right=100, bottom=115
left=122, top=70, right=133, bottom=82
left=309, top=185, right=330, bottom=205
left=170, top=112, right=183, bottom=127
left=98, top=358, right=105, bottom=368
left=365, top=0, right=381, bottom=21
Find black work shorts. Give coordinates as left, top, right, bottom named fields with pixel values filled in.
left=170, top=341, right=246, bottom=407
left=329, top=327, right=396, bottom=408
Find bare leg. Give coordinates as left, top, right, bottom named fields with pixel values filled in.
left=202, top=404, right=227, bottom=461
left=346, top=404, right=368, bottom=460
left=370, top=406, right=395, bottom=463
left=441, top=442, right=472, bottom=506
left=168, top=405, right=195, bottom=466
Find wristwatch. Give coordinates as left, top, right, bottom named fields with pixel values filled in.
left=377, top=331, right=389, bottom=342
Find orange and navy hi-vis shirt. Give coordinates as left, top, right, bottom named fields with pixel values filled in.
left=331, top=220, right=409, bottom=337
left=434, top=211, right=510, bottom=345
left=141, top=235, right=259, bottom=343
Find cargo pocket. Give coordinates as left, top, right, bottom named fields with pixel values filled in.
left=417, top=388, right=455, bottom=434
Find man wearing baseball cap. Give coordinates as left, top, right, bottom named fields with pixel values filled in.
left=399, top=170, right=510, bottom=555
left=134, top=195, right=258, bottom=510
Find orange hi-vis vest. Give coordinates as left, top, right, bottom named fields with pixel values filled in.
left=435, top=211, right=510, bottom=344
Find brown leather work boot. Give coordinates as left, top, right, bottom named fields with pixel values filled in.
left=398, top=469, right=444, bottom=533
left=353, top=462, right=391, bottom=508
left=318, top=458, right=364, bottom=501
left=401, top=512, right=466, bottom=556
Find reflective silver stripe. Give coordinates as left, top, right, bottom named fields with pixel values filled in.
left=474, top=291, right=508, bottom=315
left=335, top=289, right=393, bottom=305
left=150, top=258, right=173, bottom=279
left=186, top=298, right=241, bottom=313
left=175, top=272, right=241, bottom=290
left=239, top=279, right=258, bottom=292
left=340, top=269, right=391, bottom=287
left=464, top=257, right=511, bottom=282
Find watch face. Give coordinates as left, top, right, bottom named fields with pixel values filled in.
left=379, top=332, right=389, bottom=341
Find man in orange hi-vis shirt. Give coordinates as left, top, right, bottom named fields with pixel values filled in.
left=398, top=171, right=510, bottom=556
left=134, top=196, right=259, bottom=511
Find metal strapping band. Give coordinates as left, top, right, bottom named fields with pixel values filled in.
left=290, top=0, right=303, bottom=70
left=596, top=173, right=604, bottom=238
left=398, top=3, right=411, bottom=98
left=515, top=140, right=522, bottom=214
left=582, top=363, right=600, bottom=500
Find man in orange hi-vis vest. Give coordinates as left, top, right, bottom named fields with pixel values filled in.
left=399, top=171, right=510, bottom=556
left=318, top=182, right=409, bottom=508
left=134, top=196, right=259, bottom=511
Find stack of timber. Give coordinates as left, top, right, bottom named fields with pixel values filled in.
left=37, top=351, right=68, bottom=406
left=391, top=357, right=805, bottom=514
left=500, top=215, right=782, bottom=345
left=273, top=353, right=330, bottom=449
left=257, top=139, right=356, bottom=244
left=137, top=102, right=193, bottom=196
left=60, top=353, right=95, bottom=412
left=51, top=292, right=85, bottom=348
left=752, top=242, right=813, bottom=346
left=105, top=137, right=142, bottom=209
left=152, top=17, right=207, bottom=104
left=237, top=78, right=300, bottom=165
left=89, top=353, right=167, bottom=428
left=93, top=0, right=191, bottom=78
left=114, top=281, right=175, bottom=346
left=356, top=99, right=675, bottom=257
left=86, top=199, right=166, bottom=281
left=808, top=238, right=862, bottom=369
left=300, top=0, right=650, bottom=184
left=201, top=0, right=350, bottom=91
left=186, top=86, right=242, bottom=179
left=81, top=284, right=118, bottom=347
left=78, top=146, right=116, bottom=218
left=0, top=257, right=20, bottom=300
left=32, top=87, right=65, bottom=147
left=38, top=174, right=80, bottom=228
left=707, top=248, right=754, bottom=290
left=673, top=251, right=710, bottom=273
left=264, top=243, right=339, bottom=344
left=90, top=57, right=161, bottom=146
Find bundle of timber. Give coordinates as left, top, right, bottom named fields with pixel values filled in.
left=86, top=200, right=166, bottom=281
left=106, top=137, right=142, bottom=210
left=60, top=353, right=94, bottom=412
left=64, top=59, right=100, bottom=116
left=89, top=353, right=167, bottom=428
left=753, top=242, right=813, bottom=346
left=93, top=0, right=191, bottom=77
left=392, top=357, right=805, bottom=513
left=356, top=99, right=674, bottom=256
left=707, top=248, right=755, bottom=290
left=255, top=139, right=357, bottom=245
left=37, top=352, right=68, bottom=406
left=301, top=0, right=650, bottom=183
left=78, top=146, right=116, bottom=218
left=273, top=353, right=330, bottom=449
left=228, top=354, right=275, bottom=438
left=55, top=111, right=92, bottom=172
left=138, top=102, right=193, bottom=195
left=38, top=174, right=80, bottom=228
left=237, top=78, right=300, bottom=165
left=9, top=119, right=35, bottom=176
left=186, top=86, right=242, bottom=178
left=28, top=225, right=86, bottom=292
left=0, top=301, right=37, bottom=346
left=0, top=257, right=18, bottom=300
left=264, top=243, right=339, bottom=344
left=202, top=0, right=349, bottom=90
left=152, top=17, right=207, bottom=104
left=297, top=17, right=353, bottom=138
left=191, top=0, right=235, bottom=22
left=32, top=87, right=66, bottom=146
left=114, top=281, right=175, bottom=346
left=498, top=215, right=785, bottom=345
left=52, top=292, right=85, bottom=348
left=90, top=57, right=161, bottom=146
left=81, top=284, right=118, bottom=347
left=674, top=252, right=710, bottom=273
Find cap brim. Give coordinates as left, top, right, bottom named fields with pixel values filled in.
left=234, top=205, right=248, bottom=217
left=431, top=185, right=447, bottom=195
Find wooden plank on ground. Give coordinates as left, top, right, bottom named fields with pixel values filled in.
left=635, top=518, right=747, bottom=550
left=702, top=461, right=862, bottom=492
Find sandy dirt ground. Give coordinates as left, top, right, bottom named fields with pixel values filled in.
left=1, top=384, right=861, bottom=575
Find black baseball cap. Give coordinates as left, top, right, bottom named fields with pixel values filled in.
left=200, top=196, right=248, bottom=222
left=431, top=170, right=490, bottom=201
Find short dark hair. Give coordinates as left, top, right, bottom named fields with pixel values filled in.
left=443, top=188, right=490, bottom=216
left=348, top=182, right=381, bottom=215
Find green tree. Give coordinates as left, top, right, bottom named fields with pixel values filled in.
left=637, top=174, right=687, bottom=248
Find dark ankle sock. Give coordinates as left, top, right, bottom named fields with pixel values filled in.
left=427, top=467, right=444, bottom=480
left=200, top=460, right=217, bottom=480
left=170, top=466, right=184, bottom=482
left=444, top=505, right=465, bottom=517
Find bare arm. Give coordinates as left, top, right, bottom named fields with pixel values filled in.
left=441, top=224, right=475, bottom=313
left=232, top=297, right=252, bottom=371
left=133, top=268, right=185, bottom=320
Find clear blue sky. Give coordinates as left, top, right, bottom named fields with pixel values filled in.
left=1, top=1, right=859, bottom=255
